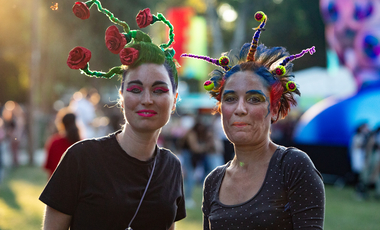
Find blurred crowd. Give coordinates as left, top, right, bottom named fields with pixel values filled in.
left=349, top=122, right=380, bottom=200
left=0, top=87, right=123, bottom=182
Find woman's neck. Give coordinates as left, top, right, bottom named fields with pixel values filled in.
left=231, top=141, right=277, bottom=171
left=117, top=125, right=161, bottom=161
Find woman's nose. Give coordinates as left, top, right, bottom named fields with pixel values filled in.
left=234, top=99, right=247, bottom=116
left=141, top=91, right=153, bottom=105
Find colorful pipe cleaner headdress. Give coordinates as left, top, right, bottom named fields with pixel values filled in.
left=67, top=0, right=178, bottom=87
left=181, top=11, right=316, bottom=122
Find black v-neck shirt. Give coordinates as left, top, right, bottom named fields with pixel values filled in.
left=40, top=131, right=186, bottom=230
left=202, top=146, right=325, bottom=230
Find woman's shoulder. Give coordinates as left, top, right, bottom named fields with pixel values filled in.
left=205, top=162, right=229, bottom=185
left=276, top=146, right=312, bottom=161
left=275, top=146, right=320, bottom=174
left=274, top=145, right=317, bottom=169
left=65, top=132, right=118, bottom=156
left=158, top=147, right=182, bottom=164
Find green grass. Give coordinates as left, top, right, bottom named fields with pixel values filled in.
left=1, top=166, right=380, bottom=229
left=324, top=184, right=380, bottom=230
left=0, top=166, right=47, bottom=230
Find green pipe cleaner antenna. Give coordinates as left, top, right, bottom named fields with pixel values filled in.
left=80, top=64, right=123, bottom=79
left=156, top=13, right=174, bottom=49
left=91, top=0, right=130, bottom=33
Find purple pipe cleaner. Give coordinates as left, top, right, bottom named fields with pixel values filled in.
left=280, top=46, right=316, bottom=66
left=181, top=53, right=219, bottom=65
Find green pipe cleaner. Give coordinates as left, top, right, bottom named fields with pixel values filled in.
left=80, top=64, right=123, bottom=79
left=90, top=0, right=130, bottom=33
left=155, top=13, right=174, bottom=49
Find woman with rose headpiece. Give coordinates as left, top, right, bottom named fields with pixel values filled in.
left=181, top=11, right=325, bottom=229
left=39, top=1, right=185, bottom=230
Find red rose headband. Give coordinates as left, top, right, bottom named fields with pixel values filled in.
left=67, top=0, right=178, bottom=85
left=181, top=11, right=315, bottom=94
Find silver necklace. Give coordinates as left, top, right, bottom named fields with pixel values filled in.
left=125, top=155, right=157, bottom=230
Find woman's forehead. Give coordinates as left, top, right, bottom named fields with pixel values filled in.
left=224, top=71, right=267, bottom=90
left=125, top=64, right=171, bottom=84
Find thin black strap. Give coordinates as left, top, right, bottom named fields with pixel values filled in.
left=126, top=156, right=157, bottom=230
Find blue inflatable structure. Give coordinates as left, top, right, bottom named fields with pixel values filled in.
left=294, top=85, right=380, bottom=146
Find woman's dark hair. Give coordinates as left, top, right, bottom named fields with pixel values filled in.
left=62, top=113, right=80, bottom=144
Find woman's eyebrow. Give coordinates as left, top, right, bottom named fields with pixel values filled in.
left=126, top=80, right=143, bottom=86
left=246, top=90, right=265, bottom=96
left=223, top=90, right=235, bottom=96
left=152, top=81, right=168, bottom=87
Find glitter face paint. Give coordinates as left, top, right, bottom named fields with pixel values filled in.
left=246, top=90, right=270, bottom=117
left=222, top=89, right=270, bottom=117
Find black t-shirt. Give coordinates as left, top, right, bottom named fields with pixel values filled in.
left=203, top=146, right=325, bottom=230
left=40, top=131, right=186, bottom=230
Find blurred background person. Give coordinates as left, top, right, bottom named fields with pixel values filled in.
left=205, top=114, right=224, bottom=175
left=214, top=112, right=235, bottom=164
left=178, top=118, right=214, bottom=208
left=0, top=116, right=5, bottom=183
left=362, top=125, right=380, bottom=199
left=349, top=122, right=370, bottom=199
left=2, top=101, right=25, bottom=168
left=69, top=88, right=97, bottom=139
left=43, top=108, right=81, bottom=178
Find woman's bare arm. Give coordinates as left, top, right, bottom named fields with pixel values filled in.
left=42, top=205, right=72, bottom=230
left=168, top=222, right=175, bottom=230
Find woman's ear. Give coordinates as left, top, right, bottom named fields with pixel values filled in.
left=172, top=92, right=178, bottom=112
left=119, top=90, right=124, bottom=108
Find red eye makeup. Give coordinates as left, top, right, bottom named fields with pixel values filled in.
left=126, top=85, right=143, bottom=92
left=153, top=87, right=169, bottom=93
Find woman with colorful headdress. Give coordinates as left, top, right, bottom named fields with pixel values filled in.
left=39, top=1, right=185, bottom=229
left=182, top=11, right=325, bottom=229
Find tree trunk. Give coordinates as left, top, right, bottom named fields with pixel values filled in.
left=206, top=0, right=224, bottom=57
left=28, top=0, right=41, bottom=165
left=230, top=0, right=255, bottom=51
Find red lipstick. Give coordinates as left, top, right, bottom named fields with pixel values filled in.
left=137, top=110, right=157, bottom=117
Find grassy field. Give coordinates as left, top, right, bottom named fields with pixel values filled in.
left=0, top=165, right=380, bottom=230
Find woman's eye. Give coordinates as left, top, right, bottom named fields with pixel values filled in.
left=247, top=95, right=266, bottom=103
left=153, top=87, right=169, bottom=94
left=223, top=96, right=237, bottom=102
left=126, top=86, right=142, bottom=93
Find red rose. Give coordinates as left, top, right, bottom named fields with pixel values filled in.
left=136, top=8, right=153, bottom=28
left=119, top=48, right=139, bottom=65
left=72, top=2, right=90, bottom=20
left=67, top=47, right=92, bottom=69
left=105, top=26, right=127, bottom=54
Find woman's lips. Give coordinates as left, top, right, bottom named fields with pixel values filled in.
left=137, top=110, right=157, bottom=117
left=232, top=122, right=248, bottom=127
